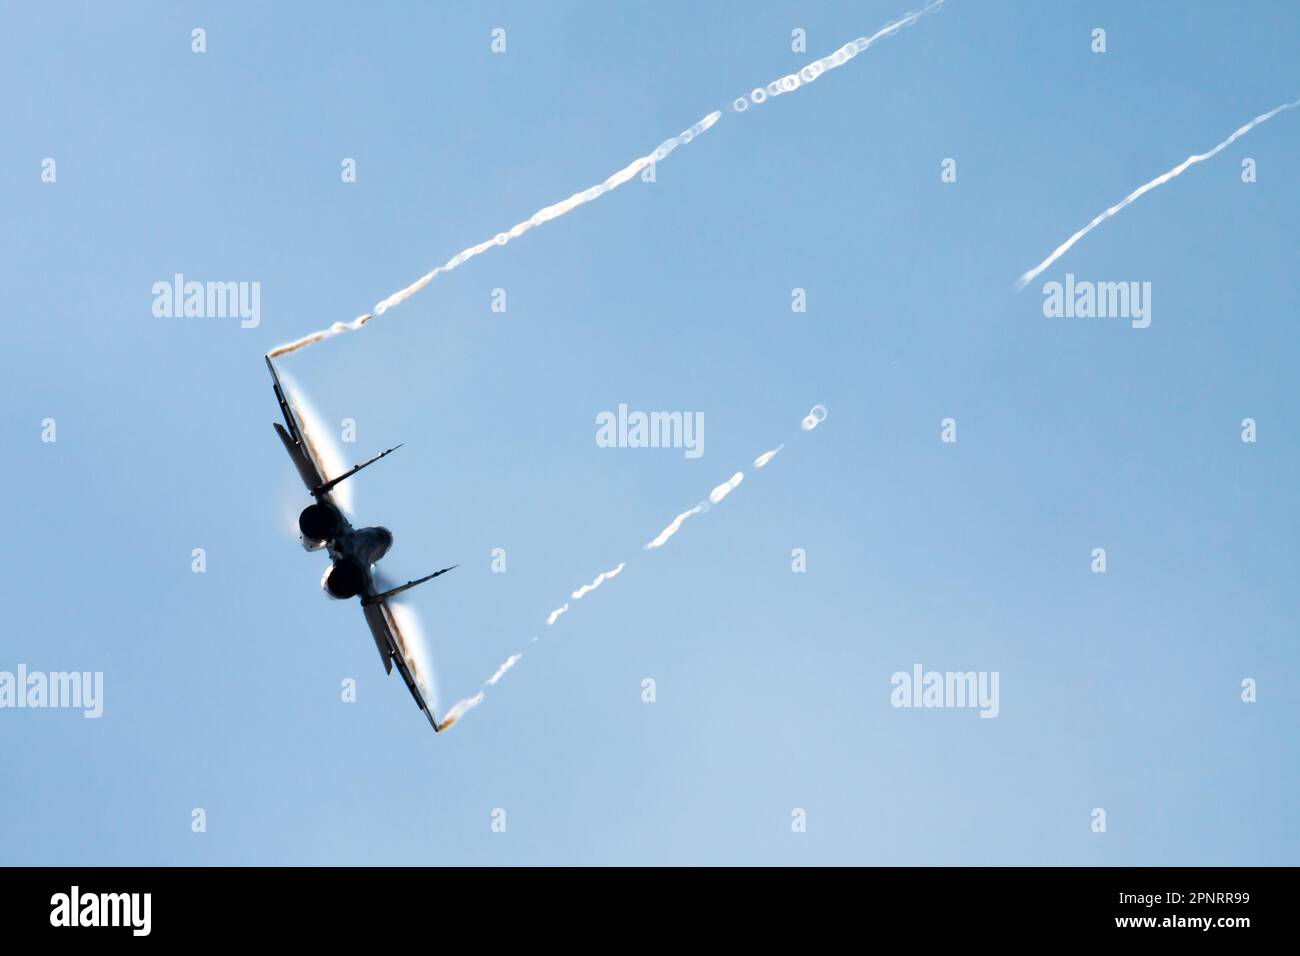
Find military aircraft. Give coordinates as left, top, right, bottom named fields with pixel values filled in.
left=266, top=356, right=454, bottom=732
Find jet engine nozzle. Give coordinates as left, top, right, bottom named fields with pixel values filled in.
left=324, top=558, right=367, bottom=599
left=299, top=502, right=342, bottom=542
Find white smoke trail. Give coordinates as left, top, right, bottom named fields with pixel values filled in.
left=271, top=3, right=944, bottom=358
left=268, top=314, right=374, bottom=358
left=645, top=504, right=707, bottom=551
left=436, top=691, right=484, bottom=732
left=432, top=649, right=520, bottom=728
left=547, top=560, right=627, bottom=622
left=571, top=562, right=626, bottom=600
left=441, top=403, right=828, bottom=730
left=269, top=111, right=721, bottom=357
left=646, top=408, right=823, bottom=551
left=642, top=468, right=745, bottom=551
left=800, top=404, right=828, bottom=431
left=442, top=557, right=623, bottom=729
left=729, top=0, right=944, bottom=114
left=1016, top=98, right=1300, bottom=290
left=709, top=472, right=745, bottom=504
left=486, top=654, right=522, bottom=687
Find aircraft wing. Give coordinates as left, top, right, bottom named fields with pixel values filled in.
left=362, top=601, right=439, bottom=732
left=267, top=356, right=398, bottom=513
left=267, top=356, right=329, bottom=493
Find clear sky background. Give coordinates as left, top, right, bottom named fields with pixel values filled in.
left=2, top=1, right=1298, bottom=865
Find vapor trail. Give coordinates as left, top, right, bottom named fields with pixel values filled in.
left=434, top=648, right=520, bottom=729
left=269, top=111, right=721, bottom=357
left=1016, top=98, right=1300, bottom=290
left=645, top=504, right=706, bottom=551
left=277, top=370, right=354, bottom=514
left=709, top=472, right=744, bottom=504
left=729, top=0, right=944, bottom=113
left=547, top=560, right=627, bottom=624
left=435, top=691, right=484, bottom=732
left=439, top=404, right=828, bottom=731
left=571, top=562, right=626, bottom=600
left=268, top=314, right=374, bottom=358
left=271, top=3, right=944, bottom=358
left=486, top=654, right=522, bottom=686
left=640, top=469, right=746, bottom=551
left=388, top=601, right=438, bottom=709
left=644, top=406, right=825, bottom=553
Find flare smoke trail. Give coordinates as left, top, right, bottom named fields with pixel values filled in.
left=729, top=0, right=944, bottom=114
left=438, top=404, right=828, bottom=731
left=486, top=654, right=522, bottom=687
left=436, top=691, right=483, bottom=731
left=546, top=560, right=627, bottom=625
left=572, top=562, right=626, bottom=600
left=1015, top=98, right=1300, bottom=290
left=644, top=468, right=745, bottom=550
left=709, top=472, right=744, bottom=504
left=801, top=404, right=829, bottom=431
left=270, top=3, right=943, bottom=358
left=269, top=111, right=720, bottom=357
left=645, top=504, right=706, bottom=551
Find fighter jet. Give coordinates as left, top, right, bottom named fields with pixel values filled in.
left=266, top=356, right=454, bottom=732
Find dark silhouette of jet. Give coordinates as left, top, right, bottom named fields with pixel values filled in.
left=267, top=356, right=454, bottom=732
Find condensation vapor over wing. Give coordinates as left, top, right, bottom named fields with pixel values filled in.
left=278, top=370, right=354, bottom=515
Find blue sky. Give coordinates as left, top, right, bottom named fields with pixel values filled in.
left=2, top=0, right=1298, bottom=865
